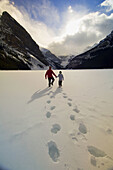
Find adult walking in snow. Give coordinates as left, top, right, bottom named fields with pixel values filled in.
left=45, top=66, right=57, bottom=87
left=57, top=71, right=64, bottom=88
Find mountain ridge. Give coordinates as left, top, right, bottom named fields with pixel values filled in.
left=40, top=47, right=62, bottom=69
left=66, top=31, right=113, bottom=69
left=0, top=11, right=62, bottom=70
left=0, top=11, right=113, bottom=70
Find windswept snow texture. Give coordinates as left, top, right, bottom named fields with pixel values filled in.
left=0, top=70, right=113, bottom=170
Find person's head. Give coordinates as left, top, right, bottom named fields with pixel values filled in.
left=59, top=71, right=62, bottom=74
left=49, top=66, right=51, bottom=70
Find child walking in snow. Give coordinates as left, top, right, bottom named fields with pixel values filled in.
left=57, top=71, right=64, bottom=88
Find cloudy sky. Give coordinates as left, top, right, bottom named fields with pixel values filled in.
left=0, top=0, right=113, bottom=56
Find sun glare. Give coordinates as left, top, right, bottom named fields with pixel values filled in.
left=68, top=6, right=73, bottom=13
left=65, top=19, right=81, bottom=35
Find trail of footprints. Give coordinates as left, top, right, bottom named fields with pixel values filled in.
left=45, top=90, right=111, bottom=169
left=46, top=91, right=62, bottom=162
left=46, top=90, right=85, bottom=164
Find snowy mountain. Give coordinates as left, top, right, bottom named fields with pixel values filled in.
left=66, top=31, right=113, bottom=69
left=0, top=11, right=62, bottom=70
left=1, top=11, right=113, bottom=70
left=58, top=55, right=75, bottom=67
left=40, top=47, right=62, bottom=69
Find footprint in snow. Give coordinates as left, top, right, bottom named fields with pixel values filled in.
left=69, top=132, right=78, bottom=144
left=87, top=146, right=106, bottom=157
left=48, top=141, right=60, bottom=162
left=51, top=124, right=61, bottom=134
left=106, top=128, right=112, bottom=134
left=73, top=107, right=80, bottom=113
left=68, top=102, right=72, bottom=107
left=70, top=115, right=75, bottom=120
left=68, top=98, right=72, bottom=101
left=79, top=123, right=87, bottom=134
left=63, top=95, right=68, bottom=98
left=50, top=95, right=55, bottom=99
left=50, top=106, right=56, bottom=110
left=47, top=100, right=51, bottom=104
left=87, top=145, right=111, bottom=168
left=46, top=112, right=51, bottom=118
left=47, top=91, right=53, bottom=95
left=90, top=156, right=97, bottom=167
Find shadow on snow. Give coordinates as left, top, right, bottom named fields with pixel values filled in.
left=27, top=87, right=63, bottom=104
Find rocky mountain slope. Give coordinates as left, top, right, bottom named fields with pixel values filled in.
left=66, top=31, right=113, bottom=69
left=40, top=47, right=62, bottom=69
left=0, top=11, right=62, bottom=70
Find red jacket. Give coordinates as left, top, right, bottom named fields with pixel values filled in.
left=45, top=69, right=57, bottom=78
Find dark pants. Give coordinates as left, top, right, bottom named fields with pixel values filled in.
left=59, top=80, right=62, bottom=87
left=48, top=77, right=55, bottom=87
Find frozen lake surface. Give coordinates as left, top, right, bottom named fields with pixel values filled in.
left=0, top=70, right=113, bottom=170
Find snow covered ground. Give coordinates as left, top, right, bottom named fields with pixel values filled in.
left=0, top=70, right=113, bottom=170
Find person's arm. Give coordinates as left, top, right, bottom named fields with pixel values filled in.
left=62, top=74, right=64, bottom=80
left=57, top=74, right=59, bottom=78
left=52, top=71, right=57, bottom=78
left=45, top=71, right=48, bottom=79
